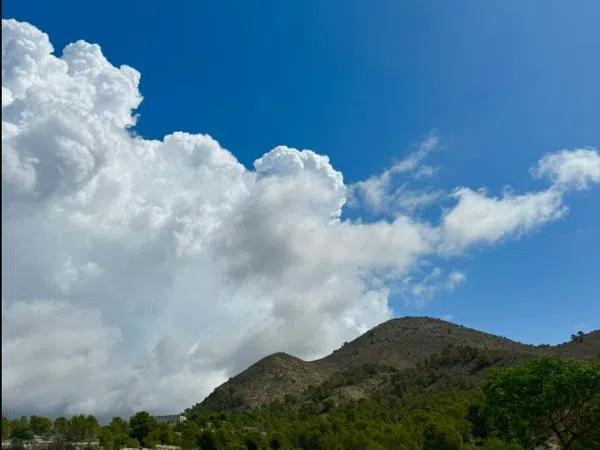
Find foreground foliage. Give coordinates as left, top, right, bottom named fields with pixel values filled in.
left=484, top=357, right=600, bottom=450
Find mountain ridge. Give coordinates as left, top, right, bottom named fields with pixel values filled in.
left=192, top=316, right=600, bottom=412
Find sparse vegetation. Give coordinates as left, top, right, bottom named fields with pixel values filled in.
left=571, top=331, right=585, bottom=343
left=195, top=318, right=600, bottom=412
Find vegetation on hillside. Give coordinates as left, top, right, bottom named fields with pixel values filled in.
left=3, top=355, right=599, bottom=449
left=195, top=319, right=600, bottom=413
left=190, top=345, right=525, bottom=414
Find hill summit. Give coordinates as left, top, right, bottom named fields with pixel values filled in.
left=191, top=317, right=599, bottom=412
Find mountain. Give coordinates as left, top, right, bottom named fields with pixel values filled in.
left=191, top=317, right=600, bottom=413
left=553, top=329, right=600, bottom=359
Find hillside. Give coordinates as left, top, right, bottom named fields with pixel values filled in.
left=192, top=317, right=599, bottom=412
left=552, top=329, right=600, bottom=359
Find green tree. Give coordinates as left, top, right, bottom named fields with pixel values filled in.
left=422, top=421, right=462, bottom=450
left=484, top=357, right=600, bottom=450
left=198, top=430, right=218, bottom=450
left=106, top=417, right=132, bottom=449
left=99, top=428, right=115, bottom=450
left=29, top=416, right=52, bottom=436
left=10, top=417, right=33, bottom=441
left=67, top=415, right=100, bottom=441
left=125, top=437, right=141, bottom=448
left=129, top=411, right=156, bottom=446
left=147, top=422, right=176, bottom=445
left=179, top=420, right=201, bottom=450
left=108, top=417, right=130, bottom=435
left=2, top=417, right=11, bottom=440
left=53, top=417, right=69, bottom=437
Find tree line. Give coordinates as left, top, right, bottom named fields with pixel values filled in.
left=2, top=411, right=176, bottom=449
left=3, top=356, right=599, bottom=449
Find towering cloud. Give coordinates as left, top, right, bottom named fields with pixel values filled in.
left=2, top=19, right=598, bottom=418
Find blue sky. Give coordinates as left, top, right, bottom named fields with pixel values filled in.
left=4, top=0, right=599, bottom=349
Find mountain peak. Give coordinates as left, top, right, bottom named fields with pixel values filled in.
left=193, top=317, right=600, bottom=412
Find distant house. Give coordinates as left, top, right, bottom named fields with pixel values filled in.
left=153, top=414, right=186, bottom=425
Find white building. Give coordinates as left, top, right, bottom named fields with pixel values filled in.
left=153, top=414, right=186, bottom=426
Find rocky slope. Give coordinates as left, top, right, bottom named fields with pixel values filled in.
left=192, top=317, right=599, bottom=412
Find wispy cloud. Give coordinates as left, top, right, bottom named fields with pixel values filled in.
left=396, top=267, right=466, bottom=306
left=349, top=131, right=442, bottom=215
